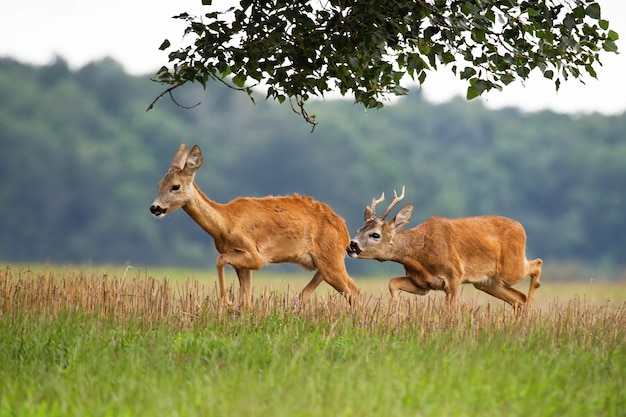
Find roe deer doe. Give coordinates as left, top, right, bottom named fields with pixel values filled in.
left=346, top=187, right=542, bottom=311
left=150, top=142, right=359, bottom=308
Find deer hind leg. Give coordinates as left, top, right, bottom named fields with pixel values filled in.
left=300, top=271, right=325, bottom=305
left=444, top=277, right=461, bottom=307
left=473, top=277, right=527, bottom=311
left=525, top=258, right=543, bottom=307
left=235, top=268, right=253, bottom=309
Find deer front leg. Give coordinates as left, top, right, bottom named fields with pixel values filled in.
left=389, top=277, right=430, bottom=298
left=216, top=249, right=264, bottom=308
left=390, top=263, right=437, bottom=298
left=215, top=263, right=232, bottom=307
left=216, top=249, right=265, bottom=272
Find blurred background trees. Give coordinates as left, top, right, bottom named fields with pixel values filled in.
left=1, top=57, right=625, bottom=278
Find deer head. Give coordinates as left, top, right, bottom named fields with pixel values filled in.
left=347, top=186, right=413, bottom=259
left=150, top=142, right=202, bottom=218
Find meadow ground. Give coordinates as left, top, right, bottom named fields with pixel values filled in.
left=1, top=263, right=625, bottom=417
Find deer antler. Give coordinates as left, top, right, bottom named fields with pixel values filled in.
left=379, top=186, right=405, bottom=220
left=368, top=192, right=385, bottom=219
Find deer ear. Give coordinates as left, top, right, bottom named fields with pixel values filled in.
left=364, top=206, right=374, bottom=222
left=391, top=203, right=413, bottom=231
left=185, top=145, right=203, bottom=174
left=170, top=142, right=189, bottom=170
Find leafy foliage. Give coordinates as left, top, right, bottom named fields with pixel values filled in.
left=152, top=0, right=619, bottom=126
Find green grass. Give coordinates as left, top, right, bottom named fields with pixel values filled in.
left=1, top=265, right=625, bottom=416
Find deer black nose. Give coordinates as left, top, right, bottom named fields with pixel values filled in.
left=347, top=241, right=362, bottom=256
left=150, top=205, right=167, bottom=216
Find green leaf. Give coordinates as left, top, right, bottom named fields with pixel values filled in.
left=585, top=64, right=597, bottom=78
left=202, top=0, right=212, bottom=5
left=500, top=73, right=515, bottom=85
left=563, top=13, right=576, bottom=30
left=466, top=78, right=488, bottom=100
left=516, top=65, right=531, bottom=78
left=220, top=66, right=232, bottom=79
left=441, top=52, right=456, bottom=64
left=159, top=40, right=171, bottom=51
left=585, top=3, right=601, bottom=20
left=460, top=67, right=476, bottom=80
left=347, top=56, right=360, bottom=68
left=603, top=39, right=618, bottom=53
left=466, top=85, right=480, bottom=100
left=232, top=73, right=247, bottom=88
left=392, top=85, right=409, bottom=96
left=418, top=71, right=427, bottom=84
left=485, top=9, right=496, bottom=23
left=572, top=6, right=585, bottom=19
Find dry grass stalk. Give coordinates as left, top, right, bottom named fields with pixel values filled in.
left=1, top=267, right=624, bottom=342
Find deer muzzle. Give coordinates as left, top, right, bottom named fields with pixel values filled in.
left=346, top=241, right=362, bottom=258
left=150, top=204, right=167, bottom=217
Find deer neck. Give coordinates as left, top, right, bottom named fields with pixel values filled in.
left=385, top=228, right=425, bottom=263
left=182, top=183, right=226, bottom=237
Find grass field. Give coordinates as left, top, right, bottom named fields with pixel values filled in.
left=1, top=263, right=625, bottom=417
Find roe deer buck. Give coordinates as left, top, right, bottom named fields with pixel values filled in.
left=346, top=187, right=542, bottom=311
left=150, top=142, right=359, bottom=308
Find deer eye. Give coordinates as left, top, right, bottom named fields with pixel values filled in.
left=370, top=233, right=380, bottom=239
left=170, top=185, right=180, bottom=191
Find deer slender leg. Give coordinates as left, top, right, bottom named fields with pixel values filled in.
left=316, top=263, right=359, bottom=304
left=473, top=279, right=527, bottom=310
left=324, top=276, right=359, bottom=300
left=525, top=258, right=543, bottom=307
left=445, top=278, right=460, bottom=307
left=215, top=251, right=263, bottom=305
left=340, top=272, right=360, bottom=301
left=215, top=263, right=232, bottom=307
left=389, top=277, right=429, bottom=298
left=300, top=271, right=325, bottom=304
left=217, top=250, right=264, bottom=271
left=216, top=250, right=263, bottom=307
left=235, top=268, right=253, bottom=309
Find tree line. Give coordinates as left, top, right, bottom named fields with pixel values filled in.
left=1, top=57, right=625, bottom=277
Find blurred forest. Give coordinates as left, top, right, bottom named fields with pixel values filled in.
left=1, top=57, right=625, bottom=279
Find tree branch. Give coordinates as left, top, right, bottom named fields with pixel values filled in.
left=146, top=81, right=201, bottom=112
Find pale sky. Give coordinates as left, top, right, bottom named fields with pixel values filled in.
left=1, top=0, right=624, bottom=115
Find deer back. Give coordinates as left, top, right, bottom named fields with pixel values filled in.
left=217, top=194, right=350, bottom=259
